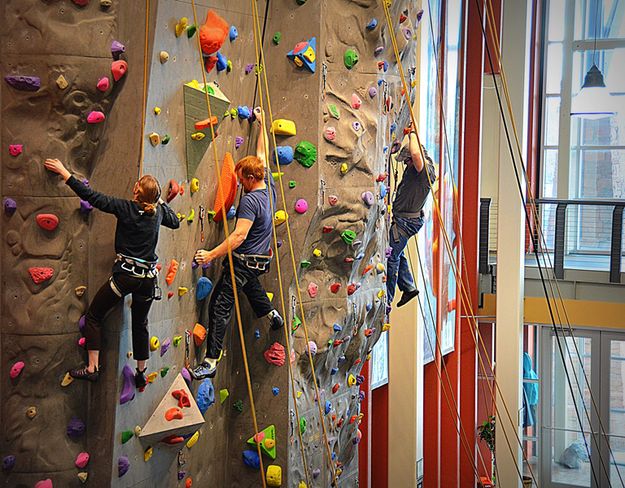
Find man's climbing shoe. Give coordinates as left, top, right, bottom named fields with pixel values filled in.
left=397, top=289, right=419, bottom=308
left=135, top=367, right=147, bottom=389
left=191, top=358, right=217, bottom=380
left=69, top=365, right=99, bottom=382
left=268, top=309, right=284, bottom=330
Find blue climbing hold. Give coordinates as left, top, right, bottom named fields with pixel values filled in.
left=366, top=18, right=378, bottom=30
left=197, top=378, right=215, bottom=415
left=237, top=106, right=251, bottom=120
left=330, top=367, right=339, bottom=375
left=272, top=387, right=280, bottom=396
left=196, top=276, right=213, bottom=301
left=377, top=79, right=384, bottom=86
left=229, top=26, right=238, bottom=42
left=333, top=324, right=342, bottom=332
left=366, top=303, right=373, bottom=312
left=325, top=400, right=332, bottom=415
left=355, top=252, right=365, bottom=260
left=332, top=452, right=337, bottom=461
left=227, top=206, right=237, bottom=220
left=274, top=146, right=294, bottom=165
left=338, top=355, right=347, bottom=364
left=380, top=182, right=388, bottom=198
left=216, top=52, right=228, bottom=72
left=242, top=450, right=260, bottom=469
left=254, top=329, right=261, bottom=339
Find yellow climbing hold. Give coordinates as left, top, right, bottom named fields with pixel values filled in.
left=382, top=323, right=391, bottom=332
left=266, top=465, right=282, bottom=487
left=56, top=74, right=69, bottom=90
left=147, top=372, right=158, bottom=383
left=229, top=108, right=238, bottom=118
left=190, top=178, right=200, bottom=193
left=154, top=106, right=161, bottom=115
left=271, top=171, right=285, bottom=181
left=376, top=262, right=386, bottom=273
left=191, top=132, right=205, bottom=141
left=144, top=446, right=153, bottom=462
left=77, top=472, right=88, bottom=484
left=377, top=289, right=386, bottom=299
left=187, top=208, right=195, bottom=222
left=150, top=336, right=160, bottom=351
left=296, top=391, right=303, bottom=399
left=348, top=374, right=357, bottom=386
left=270, top=119, right=297, bottom=136
left=312, top=248, right=322, bottom=258
left=186, top=430, right=200, bottom=449
left=267, top=292, right=274, bottom=301
left=178, top=286, right=189, bottom=296
left=175, top=17, right=188, bottom=37
left=274, top=210, right=288, bottom=225
left=134, top=425, right=142, bottom=436
left=298, top=482, right=307, bottom=488
left=61, top=372, right=74, bottom=387
left=340, top=162, right=349, bottom=174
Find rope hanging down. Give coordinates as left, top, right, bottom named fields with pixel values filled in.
left=139, top=0, right=151, bottom=176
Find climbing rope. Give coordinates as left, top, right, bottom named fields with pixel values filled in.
left=380, top=2, right=538, bottom=484
left=249, top=0, right=339, bottom=484
left=248, top=4, right=312, bottom=485
left=138, top=0, right=150, bottom=176
left=189, top=2, right=267, bottom=486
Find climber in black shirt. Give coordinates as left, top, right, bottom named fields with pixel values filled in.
left=44, top=158, right=179, bottom=385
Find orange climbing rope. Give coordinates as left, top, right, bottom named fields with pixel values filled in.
left=138, top=0, right=150, bottom=176
left=249, top=0, right=338, bottom=484
left=189, top=2, right=266, bottom=486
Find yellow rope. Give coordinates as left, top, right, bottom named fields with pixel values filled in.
left=250, top=0, right=338, bottom=483
left=139, top=0, right=150, bottom=176
left=248, top=3, right=312, bottom=485
left=380, top=2, right=537, bottom=484
left=189, top=3, right=266, bottom=486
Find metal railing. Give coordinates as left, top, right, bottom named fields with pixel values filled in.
left=479, top=198, right=625, bottom=283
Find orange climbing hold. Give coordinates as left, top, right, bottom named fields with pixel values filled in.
left=194, top=116, right=218, bottom=130
left=185, top=479, right=193, bottom=488
left=362, top=264, right=374, bottom=276
left=212, top=152, right=237, bottom=223
left=165, top=407, right=184, bottom=421
left=193, top=323, right=207, bottom=347
left=161, top=435, right=184, bottom=444
left=111, top=60, right=128, bottom=82
left=165, top=259, right=179, bottom=285
left=199, top=10, right=229, bottom=56
left=36, top=213, right=59, bottom=231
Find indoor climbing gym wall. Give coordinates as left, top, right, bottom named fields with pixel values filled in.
left=1, top=0, right=418, bottom=486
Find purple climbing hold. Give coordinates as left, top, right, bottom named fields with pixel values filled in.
left=277, top=238, right=283, bottom=248
left=368, top=86, right=377, bottom=98
left=118, top=456, right=130, bottom=477
left=374, top=46, right=384, bottom=56
left=181, top=367, right=192, bottom=385
left=191, top=260, right=199, bottom=269
left=359, top=390, right=366, bottom=401
left=80, top=200, right=94, bottom=214
left=67, top=417, right=86, bottom=438
left=417, top=8, right=424, bottom=22
left=356, top=374, right=365, bottom=385
left=245, top=63, right=254, bottom=75
left=361, top=191, right=374, bottom=207
left=3, top=197, right=17, bottom=215
left=294, top=199, right=308, bottom=214
left=385, top=246, right=393, bottom=258
left=312, top=468, right=321, bottom=478
left=160, top=337, right=171, bottom=357
left=337, top=355, right=347, bottom=364
left=4, top=75, right=41, bottom=91
left=235, top=136, right=244, bottom=149
left=178, top=471, right=186, bottom=480
left=78, top=315, right=86, bottom=332
left=352, top=121, right=361, bottom=132
left=119, top=364, right=135, bottom=404
left=2, top=455, right=15, bottom=473
left=402, top=27, right=412, bottom=40
left=111, top=40, right=126, bottom=57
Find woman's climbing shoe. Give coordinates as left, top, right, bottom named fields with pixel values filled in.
left=69, top=365, right=100, bottom=382
left=268, top=309, right=284, bottom=330
left=135, top=367, right=148, bottom=388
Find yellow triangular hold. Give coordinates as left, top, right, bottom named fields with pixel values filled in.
left=266, top=292, right=274, bottom=302
left=247, top=425, right=277, bottom=460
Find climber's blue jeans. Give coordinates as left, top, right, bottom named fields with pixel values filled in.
left=386, top=216, right=424, bottom=305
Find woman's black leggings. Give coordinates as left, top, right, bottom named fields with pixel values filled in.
left=83, top=273, right=155, bottom=361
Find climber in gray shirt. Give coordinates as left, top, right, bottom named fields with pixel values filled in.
left=386, top=122, right=437, bottom=312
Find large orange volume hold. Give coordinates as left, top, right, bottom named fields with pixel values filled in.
left=199, top=10, right=229, bottom=56
left=212, top=152, right=237, bottom=223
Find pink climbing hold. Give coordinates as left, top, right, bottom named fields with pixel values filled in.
left=36, top=213, right=59, bottom=231
left=294, top=199, right=308, bottom=214
left=9, top=144, right=22, bottom=156
left=368, top=86, right=378, bottom=98
left=78, top=337, right=86, bottom=348
left=87, top=111, right=105, bottom=124
left=119, top=364, right=135, bottom=405
left=306, top=341, right=318, bottom=356
left=264, top=342, right=286, bottom=367
left=28, top=267, right=54, bottom=284
left=96, top=77, right=110, bottom=92
left=351, top=93, right=362, bottom=109
left=75, top=452, right=90, bottom=469
left=9, top=361, right=24, bottom=379
left=34, top=480, right=53, bottom=488
left=324, top=127, right=336, bottom=141
left=307, top=282, right=318, bottom=298
left=328, top=195, right=338, bottom=206
left=72, top=0, right=89, bottom=6
left=111, top=60, right=128, bottom=82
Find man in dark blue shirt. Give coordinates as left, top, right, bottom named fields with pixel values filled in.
left=192, top=108, right=283, bottom=379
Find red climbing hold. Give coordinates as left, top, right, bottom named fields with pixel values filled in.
left=362, top=264, right=374, bottom=276
left=165, top=407, right=184, bottom=421
left=185, top=478, right=193, bottom=488
left=330, top=283, right=341, bottom=294
left=204, top=55, right=218, bottom=73
left=172, top=389, right=191, bottom=408
left=34, top=480, right=53, bottom=488
left=166, top=179, right=179, bottom=203
left=72, top=0, right=89, bottom=5
left=194, top=116, right=218, bottom=130
left=347, top=283, right=359, bottom=295
left=332, top=383, right=340, bottom=394
left=28, top=267, right=54, bottom=284
left=199, top=10, right=229, bottom=56
left=264, top=342, right=286, bottom=367
left=36, top=214, right=59, bottom=231
left=111, top=60, right=128, bottom=82
left=161, top=435, right=185, bottom=444
left=10, top=361, right=24, bottom=379
left=167, top=291, right=174, bottom=299
left=322, top=225, right=334, bottom=233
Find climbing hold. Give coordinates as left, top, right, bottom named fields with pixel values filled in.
left=34, top=480, right=53, bottom=488
left=9, top=144, right=22, bottom=157
left=118, top=456, right=130, bottom=477
left=294, top=199, right=308, bottom=214
left=196, top=277, right=213, bottom=301
left=289, top=180, right=296, bottom=188
left=216, top=51, right=228, bottom=72
left=362, top=264, right=374, bottom=275
left=332, top=383, right=340, bottom=394
left=227, top=206, right=237, bottom=220
left=274, top=210, right=288, bottom=225
left=121, top=430, right=134, bottom=444
left=9, top=361, right=24, bottom=380
left=237, top=105, right=251, bottom=119
left=324, top=126, right=336, bottom=141
left=291, top=315, right=302, bottom=333
left=306, top=341, right=317, bottom=356
left=322, top=225, right=334, bottom=233
left=366, top=18, right=378, bottom=30
left=111, top=40, right=126, bottom=57
left=4, top=75, right=40, bottom=91
left=196, top=379, right=215, bottom=414
left=378, top=60, right=389, bottom=72
left=159, top=51, right=169, bottom=63
left=75, top=452, right=90, bottom=469
left=165, top=407, right=184, bottom=421
left=340, top=162, right=349, bottom=174
left=61, top=372, right=74, bottom=386
left=380, top=182, right=388, bottom=198
left=347, top=283, right=360, bottom=295
left=161, top=435, right=184, bottom=445
left=362, top=191, right=374, bottom=207
left=160, top=366, right=170, bottom=378
left=160, top=338, right=171, bottom=357
left=186, top=430, right=200, bottom=449
left=312, top=248, right=322, bottom=258
left=383, top=323, right=391, bottom=332
left=178, top=286, right=189, bottom=297
left=341, top=230, right=356, bottom=245
left=243, top=450, right=260, bottom=469
left=100, top=0, right=112, bottom=7
left=87, top=111, right=105, bottom=124
left=149, top=336, right=160, bottom=352
left=325, top=400, right=332, bottom=414
left=67, top=417, right=86, bottom=438
left=264, top=342, right=286, bottom=366
left=307, top=282, right=318, bottom=298
left=149, top=132, right=161, bottom=146
left=28, top=267, right=54, bottom=284
left=185, top=478, right=193, bottom=488
left=287, top=37, right=317, bottom=73
left=245, top=63, right=254, bottom=74
left=352, top=121, right=362, bottom=132
left=190, top=132, right=205, bottom=141
left=56, top=74, right=69, bottom=90
left=4, top=197, right=17, bottom=215
left=193, top=323, right=207, bottom=347
left=36, top=213, right=59, bottom=231
left=328, top=103, right=340, bottom=119
left=344, top=49, right=359, bottom=69
left=172, top=336, right=183, bottom=347
left=233, top=400, right=244, bottom=413
left=194, top=116, right=218, bottom=131
left=272, top=32, right=282, bottom=44
left=266, top=465, right=282, bottom=486
left=271, top=119, right=297, bottom=136
left=402, top=26, right=413, bottom=40
left=294, top=141, right=317, bottom=168
left=400, top=8, right=409, bottom=23
left=229, top=25, right=238, bottom=41
left=348, top=374, right=357, bottom=386
left=120, top=365, right=136, bottom=404
left=199, top=10, right=229, bottom=55
left=300, top=260, right=311, bottom=269
left=165, top=259, right=179, bottom=285
left=351, top=93, right=362, bottom=109
left=111, top=60, right=128, bottom=81
left=274, top=146, right=294, bottom=165
left=220, top=388, right=229, bottom=404
left=235, top=136, right=244, bottom=149
left=330, top=367, right=339, bottom=375
left=25, top=406, right=37, bottom=419
left=96, top=76, right=110, bottom=93
left=3, top=456, right=15, bottom=473
left=330, top=283, right=341, bottom=294
left=153, top=107, right=161, bottom=116
left=166, top=180, right=179, bottom=203
left=77, top=472, right=88, bottom=484
left=175, top=17, right=188, bottom=37
left=299, top=417, right=307, bottom=434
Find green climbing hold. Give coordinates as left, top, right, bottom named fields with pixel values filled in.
left=291, top=315, right=302, bottom=333
left=294, top=141, right=317, bottom=168
left=160, top=366, right=170, bottom=377
left=289, top=180, right=296, bottom=189
left=220, top=388, right=229, bottom=404
left=328, top=103, right=340, bottom=119
left=299, top=417, right=307, bottom=434
left=161, top=134, right=170, bottom=145
left=121, top=430, right=134, bottom=444
left=173, top=335, right=182, bottom=347
left=186, top=25, right=197, bottom=38
left=273, top=32, right=282, bottom=45
left=341, top=230, right=357, bottom=245
left=344, top=48, right=359, bottom=69
left=300, top=260, right=311, bottom=269
left=233, top=400, right=244, bottom=413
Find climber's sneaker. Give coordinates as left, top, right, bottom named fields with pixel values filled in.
left=69, top=365, right=99, bottom=382
left=267, top=309, right=284, bottom=331
left=191, top=358, right=217, bottom=380
left=135, top=368, right=147, bottom=389
left=397, top=289, right=419, bottom=308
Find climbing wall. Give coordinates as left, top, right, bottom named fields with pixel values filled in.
left=0, top=0, right=154, bottom=486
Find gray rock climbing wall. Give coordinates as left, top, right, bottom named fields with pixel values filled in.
left=1, top=0, right=154, bottom=486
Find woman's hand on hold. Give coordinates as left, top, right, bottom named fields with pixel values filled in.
left=194, top=249, right=213, bottom=265
left=253, top=107, right=264, bottom=125
left=44, top=158, right=71, bottom=181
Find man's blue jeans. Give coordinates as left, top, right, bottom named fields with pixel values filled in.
left=386, top=216, right=424, bottom=305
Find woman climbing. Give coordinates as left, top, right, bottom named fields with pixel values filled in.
left=44, top=158, right=180, bottom=386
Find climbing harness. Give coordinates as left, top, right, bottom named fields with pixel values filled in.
left=232, top=250, right=272, bottom=273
